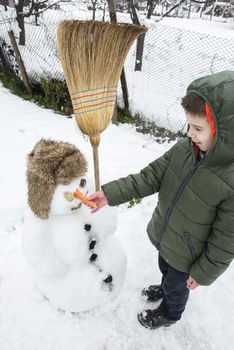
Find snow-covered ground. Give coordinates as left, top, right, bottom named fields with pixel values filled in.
left=0, top=82, right=234, bottom=350
left=153, top=16, right=234, bottom=39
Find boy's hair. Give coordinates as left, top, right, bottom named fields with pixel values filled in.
left=181, top=92, right=206, bottom=117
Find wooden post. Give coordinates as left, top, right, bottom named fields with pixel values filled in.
left=8, top=30, right=32, bottom=95
left=112, top=101, right=118, bottom=125
left=120, top=69, right=129, bottom=110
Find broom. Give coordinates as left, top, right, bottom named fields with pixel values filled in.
left=57, top=20, right=148, bottom=190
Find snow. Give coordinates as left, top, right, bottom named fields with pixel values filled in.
left=152, top=17, right=234, bottom=40
left=1, top=79, right=234, bottom=350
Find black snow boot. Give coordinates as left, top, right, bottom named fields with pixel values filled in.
left=137, top=307, right=176, bottom=330
left=141, top=284, right=163, bottom=302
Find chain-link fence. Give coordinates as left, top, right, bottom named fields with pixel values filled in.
left=1, top=2, right=234, bottom=132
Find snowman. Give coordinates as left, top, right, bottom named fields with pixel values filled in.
left=22, top=139, right=126, bottom=312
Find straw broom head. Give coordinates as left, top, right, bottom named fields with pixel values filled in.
left=57, top=20, right=148, bottom=146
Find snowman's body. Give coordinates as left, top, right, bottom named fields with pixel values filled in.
left=22, top=178, right=126, bottom=312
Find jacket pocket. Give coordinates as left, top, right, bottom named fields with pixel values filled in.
left=184, top=232, right=197, bottom=261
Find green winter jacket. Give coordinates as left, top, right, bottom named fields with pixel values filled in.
left=102, top=70, right=234, bottom=286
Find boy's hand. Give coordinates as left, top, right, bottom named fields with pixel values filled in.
left=187, top=276, right=199, bottom=290
left=89, top=190, right=108, bottom=213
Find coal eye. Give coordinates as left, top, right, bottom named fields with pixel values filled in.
left=80, top=178, right=86, bottom=188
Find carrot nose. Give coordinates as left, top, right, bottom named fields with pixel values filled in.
left=73, top=189, right=97, bottom=209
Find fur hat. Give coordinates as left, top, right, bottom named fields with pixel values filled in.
left=27, top=139, right=87, bottom=219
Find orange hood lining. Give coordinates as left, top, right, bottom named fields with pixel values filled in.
left=205, top=103, right=216, bottom=140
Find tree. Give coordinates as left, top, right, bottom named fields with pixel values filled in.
left=128, top=0, right=169, bottom=71
left=203, top=0, right=234, bottom=19
left=128, top=0, right=145, bottom=71
left=87, top=0, right=98, bottom=19
left=4, top=0, right=62, bottom=46
left=146, top=0, right=158, bottom=18
left=0, top=0, right=16, bottom=10
left=85, top=0, right=107, bottom=20
left=128, top=0, right=190, bottom=71
left=3, top=0, right=8, bottom=11
left=15, top=0, right=33, bottom=46
left=107, top=0, right=130, bottom=115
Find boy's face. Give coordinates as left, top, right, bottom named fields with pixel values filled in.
left=186, top=112, right=214, bottom=152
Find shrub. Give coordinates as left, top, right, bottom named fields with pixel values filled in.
left=127, top=198, right=142, bottom=208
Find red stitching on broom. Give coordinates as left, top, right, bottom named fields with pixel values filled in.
left=74, top=99, right=116, bottom=111
left=73, top=94, right=116, bottom=106
left=75, top=104, right=115, bottom=116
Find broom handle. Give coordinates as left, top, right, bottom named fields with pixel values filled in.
left=92, top=145, right=100, bottom=191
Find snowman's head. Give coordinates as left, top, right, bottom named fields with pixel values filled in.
left=50, top=176, right=93, bottom=216
left=27, top=139, right=88, bottom=219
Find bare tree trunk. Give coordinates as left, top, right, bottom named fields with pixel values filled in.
left=102, top=0, right=106, bottom=21
left=187, top=0, right=192, bottom=18
left=200, top=6, right=203, bottom=17
left=91, top=0, right=97, bottom=20
left=3, top=0, right=8, bottom=11
left=16, top=15, right=26, bottom=46
left=146, top=0, right=157, bottom=19
left=14, top=0, right=52, bottom=45
left=129, top=0, right=141, bottom=25
left=107, top=0, right=129, bottom=116
left=35, top=4, right=40, bottom=26
left=129, top=0, right=146, bottom=72
left=15, top=0, right=26, bottom=45
left=135, top=34, right=145, bottom=71
left=107, top=0, right=117, bottom=22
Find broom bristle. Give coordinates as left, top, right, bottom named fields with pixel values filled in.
left=57, top=20, right=147, bottom=145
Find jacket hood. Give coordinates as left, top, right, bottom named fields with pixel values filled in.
left=187, top=70, right=234, bottom=165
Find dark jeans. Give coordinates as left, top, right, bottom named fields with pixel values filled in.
left=158, top=254, right=190, bottom=321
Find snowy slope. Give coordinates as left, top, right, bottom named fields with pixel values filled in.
left=0, top=83, right=234, bottom=350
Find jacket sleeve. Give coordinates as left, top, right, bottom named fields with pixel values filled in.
left=101, top=145, right=175, bottom=206
left=190, top=195, right=234, bottom=285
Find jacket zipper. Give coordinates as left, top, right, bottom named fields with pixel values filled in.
left=156, top=157, right=205, bottom=249
left=184, top=232, right=197, bottom=261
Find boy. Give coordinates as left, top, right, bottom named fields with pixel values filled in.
left=90, top=71, right=234, bottom=329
